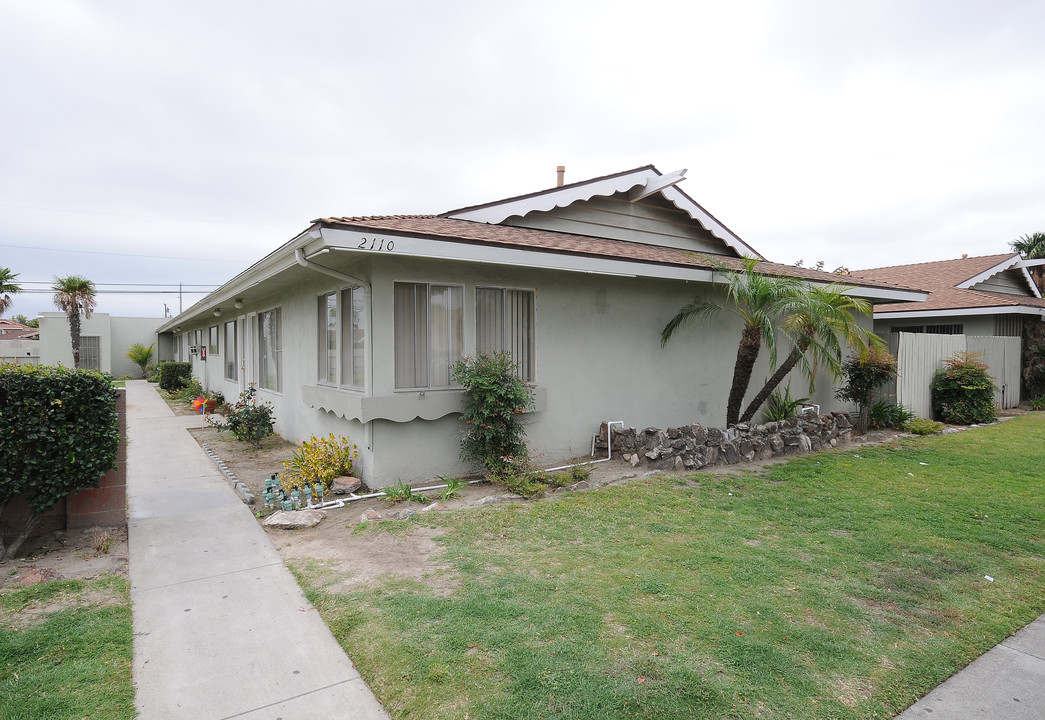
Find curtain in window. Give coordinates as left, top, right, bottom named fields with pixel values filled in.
left=395, top=283, right=427, bottom=388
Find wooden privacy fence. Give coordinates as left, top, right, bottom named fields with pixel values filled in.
left=887, top=333, right=1021, bottom=419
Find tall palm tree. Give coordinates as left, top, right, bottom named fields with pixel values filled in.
left=52, top=275, right=97, bottom=369
left=738, top=285, right=883, bottom=423
left=662, top=257, right=805, bottom=427
left=0, top=267, right=21, bottom=317
left=1011, top=232, right=1045, bottom=292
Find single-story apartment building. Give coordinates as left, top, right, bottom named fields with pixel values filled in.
left=159, top=165, right=924, bottom=485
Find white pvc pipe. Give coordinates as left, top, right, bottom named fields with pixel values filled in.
left=541, top=420, right=624, bottom=473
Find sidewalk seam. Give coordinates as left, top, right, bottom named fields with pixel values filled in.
left=132, top=560, right=285, bottom=593
left=216, top=678, right=361, bottom=719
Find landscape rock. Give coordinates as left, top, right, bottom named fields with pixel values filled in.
left=420, top=501, right=446, bottom=513
left=389, top=508, right=418, bottom=521
left=264, top=509, right=327, bottom=529
left=331, top=476, right=363, bottom=495
left=359, top=508, right=384, bottom=523
left=474, top=495, right=501, bottom=507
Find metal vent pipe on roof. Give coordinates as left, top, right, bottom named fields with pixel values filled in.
left=556, top=165, right=565, bottom=187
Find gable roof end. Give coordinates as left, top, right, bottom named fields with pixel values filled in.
left=443, top=165, right=763, bottom=260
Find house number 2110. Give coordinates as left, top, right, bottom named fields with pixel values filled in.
left=357, top=237, right=395, bottom=251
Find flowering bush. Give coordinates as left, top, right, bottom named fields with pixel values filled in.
left=930, top=351, right=996, bottom=425
left=281, top=433, right=358, bottom=492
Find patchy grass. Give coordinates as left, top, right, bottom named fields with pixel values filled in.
left=0, top=575, right=134, bottom=719
left=296, top=415, right=1045, bottom=719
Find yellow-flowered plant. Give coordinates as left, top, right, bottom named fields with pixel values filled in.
left=281, top=433, right=358, bottom=492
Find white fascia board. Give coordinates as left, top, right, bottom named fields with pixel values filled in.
left=876, top=305, right=1045, bottom=320
left=956, top=256, right=1020, bottom=288
left=446, top=168, right=656, bottom=223
left=829, top=285, right=928, bottom=302
left=445, top=167, right=761, bottom=260
left=316, top=226, right=922, bottom=301
left=157, top=229, right=315, bottom=333
left=1015, top=258, right=1045, bottom=267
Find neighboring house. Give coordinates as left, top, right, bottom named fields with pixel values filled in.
left=849, top=253, right=1045, bottom=413
left=158, top=165, right=924, bottom=485
left=0, top=318, right=40, bottom=364
left=39, top=313, right=165, bottom=377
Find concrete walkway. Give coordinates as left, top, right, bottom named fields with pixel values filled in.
left=895, top=615, right=1045, bottom=719
left=125, top=380, right=389, bottom=720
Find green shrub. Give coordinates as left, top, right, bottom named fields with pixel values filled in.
left=930, top=351, right=997, bottom=425
left=281, top=434, right=358, bottom=492
left=869, top=400, right=914, bottom=429
left=451, top=353, right=535, bottom=475
left=835, top=348, right=898, bottom=434
left=158, top=361, right=192, bottom=392
left=905, top=418, right=945, bottom=435
left=207, top=384, right=275, bottom=447
left=1031, top=396, right=1045, bottom=411
left=0, top=365, right=119, bottom=559
left=761, top=383, right=809, bottom=422
left=175, top=376, right=205, bottom=402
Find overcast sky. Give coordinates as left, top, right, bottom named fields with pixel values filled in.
left=2, top=0, right=1043, bottom=320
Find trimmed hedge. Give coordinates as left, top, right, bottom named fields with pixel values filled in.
left=0, top=364, right=119, bottom=559
left=158, top=361, right=192, bottom=392
left=930, top=351, right=997, bottom=425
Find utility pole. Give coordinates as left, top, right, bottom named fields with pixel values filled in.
left=179, top=282, right=183, bottom=313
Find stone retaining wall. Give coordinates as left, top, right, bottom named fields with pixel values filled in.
left=595, top=412, right=853, bottom=471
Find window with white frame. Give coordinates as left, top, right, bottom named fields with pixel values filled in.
left=258, top=308, right=282, bottom=391
left=80, top=336, right=101, bottom=371
left=476, top=287, right=535, bottom=381
left=208, top=325, right=219, bottom=355
left=317, top=287, right=367, bottom=388
left=224, top=320, right=237, bottom=380
left=394, top=282, right=462, bottom=389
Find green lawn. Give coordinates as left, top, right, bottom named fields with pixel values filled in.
left=294, top=414, right=1045, bottom=719
left=0, top=575, right=134, bottom=720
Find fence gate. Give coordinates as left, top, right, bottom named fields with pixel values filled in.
left=892, top=334, right=1021, bottom=419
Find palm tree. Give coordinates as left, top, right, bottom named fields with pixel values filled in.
left=738, top=285, right=883, bottom=423
left=126, top=342, right=155, bottom=378
left=52, top=275, right=97, bottom=369
left=662, top=258, right=805, bottom=427
left=0, top=267, right=21, bottom=317
left=1011, top=232, right=1045, bottom=292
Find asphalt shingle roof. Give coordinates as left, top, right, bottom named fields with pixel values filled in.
left=848, top=253, right=1045, bottom=313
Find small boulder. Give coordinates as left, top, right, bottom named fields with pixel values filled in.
left=359, top=508, right=384, bottom=523
left=473, top=495, right=501, bottom=507
left=331, top=476, right=363, bottom=495
left=264, top=509, right=326, bottom=529
left=420, top=501, right=446, bottom=513
left=389, top=508, right=418, bottom=521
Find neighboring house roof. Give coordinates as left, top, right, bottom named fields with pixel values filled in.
left=849, top=253, right=1045, bottom=319
left=0, top=319, right=39, bottom=339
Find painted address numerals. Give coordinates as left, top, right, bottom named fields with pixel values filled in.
left=356, top=236, right=395, bottom=252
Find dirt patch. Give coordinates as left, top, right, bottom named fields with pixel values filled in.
left=1, top=585, right=124, bottom=630
left=0, top=526, right=128, bottom=591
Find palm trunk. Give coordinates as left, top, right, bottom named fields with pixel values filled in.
left=726, top=324, right=763, bottom=427
left=69, top=306, right=82, bottom=369
left=739, top=339, right=810, bottom=423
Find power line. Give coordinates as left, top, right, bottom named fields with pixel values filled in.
left=0, top=242, right=248, bottom=263
left=0, top=202, right=301, bottom=228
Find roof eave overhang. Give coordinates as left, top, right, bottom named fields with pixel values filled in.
left=956, top=254, right=1042, bottom=298
left=156, top=225, right=319, bottom=333
left=875, top=305, right=1045, bottom=320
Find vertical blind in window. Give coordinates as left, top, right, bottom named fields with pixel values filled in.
left=342, top=287, right=366, bottom=388
left=318, top=293, right=337, bottom=384
left=258, top=309, right=282, bottom=391
left=224, top=320, right=237, bottom=380
left=476, top=287, right=535, bottom=381
left=394, top=282, right=462, bottom=388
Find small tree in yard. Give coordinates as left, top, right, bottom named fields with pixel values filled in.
left=452, top=353, right=535, bottom=476
left=931, top=351, right=997, bottom=425
left=835, top=347, right=898, bottom=435
left=126, top=342, right=155, bottom=378
left=0, top=365, right=118, bottom=560
left=207, top=383, right=275, bottom=448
